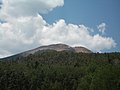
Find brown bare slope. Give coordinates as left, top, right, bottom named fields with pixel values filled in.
left=74, top=47, right=92, bottom=53
left=22, top=44, right=92, bottom=57
left=2, top=44, right=92, bottom=59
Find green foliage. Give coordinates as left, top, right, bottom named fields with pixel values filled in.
left=0, top=51, right=120, bottom=90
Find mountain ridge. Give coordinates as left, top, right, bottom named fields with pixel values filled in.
left=22, top=44, right=92, bottom=56
left=1, top=43, right=92, bottom=60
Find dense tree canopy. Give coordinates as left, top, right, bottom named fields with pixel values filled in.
left=0, top=51, right=120, bottom=90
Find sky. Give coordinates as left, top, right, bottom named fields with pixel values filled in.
left=0, top=0, right=120, bottom=58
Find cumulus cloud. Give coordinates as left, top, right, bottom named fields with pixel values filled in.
left=0, top=49, right=12, bottom=58
left=0, top=0, right=116, bottom=58
left=0, top=0, right=64, bottom=18
left=97, top=23, right=106, bottom=34
left=39, top=20, right=116, bottom=51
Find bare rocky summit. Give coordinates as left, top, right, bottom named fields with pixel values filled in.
left=74, top=47, right=92, bottom=53
left=22, top=44, right=92, bottom=56
left=2, top=44, right=92, bottom=59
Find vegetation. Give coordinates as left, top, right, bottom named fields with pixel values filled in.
left=0, top=51, right=120, bottom=90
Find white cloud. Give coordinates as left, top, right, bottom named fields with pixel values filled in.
left=0, top=15, right=46, bottom=54
left=0, top=0, right=116, bottom=58
left=39, top=20, right=116, bottom=51
left=0, top=18, right=116, bottom=58
left=0, top=0, right=64, bottom=18
left=0, top=49, right=12, bottom=58
left=97, top=23, right=106, bottom=34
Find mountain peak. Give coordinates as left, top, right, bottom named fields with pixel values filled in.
left=74, top=46, right=92, bottom=53
left=22, top=43, right=92, bottom=57
left=2, top=44, right=92, bottom=59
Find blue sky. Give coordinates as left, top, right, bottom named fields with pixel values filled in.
left=0, top=0, right=120, bottom=58
left=43, top=0, right=120, bottom=52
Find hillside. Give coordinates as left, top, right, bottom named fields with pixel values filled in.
left=2, top=44, right=92, bottom=60
left=0, top=51, right=120, bottom=90
left=22, top=44, right=92, bottom=57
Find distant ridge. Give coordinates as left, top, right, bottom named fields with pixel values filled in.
left=20, top=44, right=92, bottom=57
left=1, top=44, right=92, bottom=59
left=74, top=47, right=92, bottom=53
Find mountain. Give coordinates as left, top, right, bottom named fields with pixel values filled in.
left=74, top=47, right=92, bottom=53
left=22, top=44, right=92, bottom=56
left=1, top=44, right=92, bottom=60
left=0, top=49, right=119, bottom=90
left=22, top=44, right=75, bottom=56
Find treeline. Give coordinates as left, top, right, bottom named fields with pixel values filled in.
left=0, top=51, right=120, bottom=90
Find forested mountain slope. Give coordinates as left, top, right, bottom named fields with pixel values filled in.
left=0, top=51, right=120, bottom=90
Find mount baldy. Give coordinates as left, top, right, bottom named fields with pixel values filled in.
left=22, top=44, right=92, bottom=56
left=2, top=44, right=92, bottom=60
